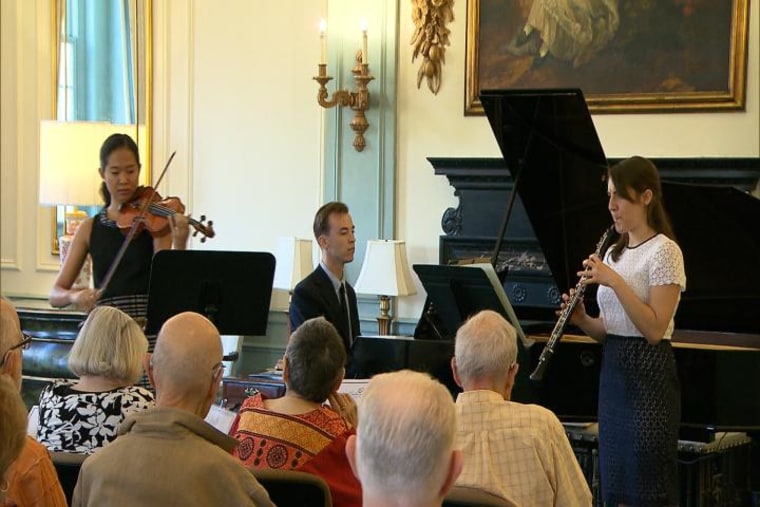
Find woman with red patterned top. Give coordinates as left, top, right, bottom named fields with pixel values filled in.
left=230, top=317, right=360, bottom=507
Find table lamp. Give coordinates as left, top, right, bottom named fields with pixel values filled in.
left=354, top=239, right=417, bottom=335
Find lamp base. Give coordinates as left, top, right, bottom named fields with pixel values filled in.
left=59, top=235, right=92, bottom=289
left=376, top=295, right=392, bottom=336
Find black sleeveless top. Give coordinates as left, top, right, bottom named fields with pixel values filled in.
left=90, top=209, right=154, bottom=304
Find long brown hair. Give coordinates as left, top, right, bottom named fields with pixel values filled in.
left=608, top=156, right=675, bottom=262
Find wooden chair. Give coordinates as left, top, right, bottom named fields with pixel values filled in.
left=251, top=469, right=332, bottom=507
left=443, top=486, right=519, bottom=507
left=50, top=451, right=88, bottom=505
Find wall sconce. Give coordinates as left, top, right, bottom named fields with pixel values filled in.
left=313, top=19, right=374, bottom=152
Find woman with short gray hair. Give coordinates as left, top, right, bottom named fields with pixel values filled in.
left=231, top=317, right=361, bottom=506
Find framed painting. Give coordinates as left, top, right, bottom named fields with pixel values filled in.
left=465, top=0, right=750, bottom=114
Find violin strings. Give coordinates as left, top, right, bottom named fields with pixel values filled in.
left=148, top=202, right=176, bottom=217
left=148, top=201, right=198, bottom=225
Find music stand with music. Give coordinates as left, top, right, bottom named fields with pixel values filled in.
left=145, top=250, right=276, bottom=337
left=412, top=263, right=528, bottom=345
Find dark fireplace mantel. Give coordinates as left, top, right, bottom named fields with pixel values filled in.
left=430, top=157, right=760, bottom=237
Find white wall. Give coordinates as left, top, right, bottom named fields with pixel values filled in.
left=152, top=0, right=326, bottom=309
left=1, top=0, right=59, bottom=297
left=395, top=0, right=760, bottom=319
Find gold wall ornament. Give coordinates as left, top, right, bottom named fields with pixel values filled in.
left=411, top=0, right=454, bottom=95
left=314, top=51, right=375, bottom=152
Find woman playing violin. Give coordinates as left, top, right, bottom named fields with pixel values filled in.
left=49, top=133, right=190, bottom=320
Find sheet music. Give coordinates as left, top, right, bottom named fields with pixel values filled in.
left=205, top=404, right=237, bottom=434
left=337, top=379, right=371, bottom=400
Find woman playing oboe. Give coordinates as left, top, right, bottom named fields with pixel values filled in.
left=562, top=156, right=685, bottom=506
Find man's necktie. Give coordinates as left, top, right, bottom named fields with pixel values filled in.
left=339, top=283, right=353, bottom=347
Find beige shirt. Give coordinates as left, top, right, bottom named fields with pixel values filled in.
left=72, top=406, right=274, bottom=507
left=454, top=390, right=592, bottom=507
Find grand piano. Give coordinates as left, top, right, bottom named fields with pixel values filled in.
left=414, top=89, right=760, bottom=503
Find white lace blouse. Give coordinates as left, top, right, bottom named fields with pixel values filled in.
left=597, top=234, right=686, bottom=339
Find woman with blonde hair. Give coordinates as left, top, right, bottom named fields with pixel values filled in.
left=36, top=306, right=154, bottom=454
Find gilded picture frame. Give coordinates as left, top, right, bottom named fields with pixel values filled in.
left=465, top=0, right=750, bottom=115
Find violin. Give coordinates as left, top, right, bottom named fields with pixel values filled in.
left=117, top=185, right=215, bottom=242
left=99, top=151, right=213, bottom=297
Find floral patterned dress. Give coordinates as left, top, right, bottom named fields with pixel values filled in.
left=36, top=379, right=155, bottom=454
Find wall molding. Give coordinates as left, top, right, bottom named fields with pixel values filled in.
left=322, top=0, right=400, bottom=328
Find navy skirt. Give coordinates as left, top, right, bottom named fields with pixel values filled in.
left=599, top=335, right=680, bottom=506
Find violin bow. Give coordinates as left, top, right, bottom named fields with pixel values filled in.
left=98, top=151, right=177, bottom=297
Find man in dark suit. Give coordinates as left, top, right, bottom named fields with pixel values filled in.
left=289, top=202, right=361, bottom=355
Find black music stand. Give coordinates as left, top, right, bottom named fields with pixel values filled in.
left=412, top=263, right=527, bottom=345
left=145, top=250, right=276, bottom=336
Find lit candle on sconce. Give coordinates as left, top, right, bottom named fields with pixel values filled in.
left=312, top=17, right=374, bottom=152
left=319, top=19, right=327, bottom=65
left=360, top=19, right=368, bottom=65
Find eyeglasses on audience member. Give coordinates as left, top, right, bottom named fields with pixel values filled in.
left=0, top=333, right=32, bottom=367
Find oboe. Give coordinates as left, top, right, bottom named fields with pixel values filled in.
left=529, top=225, right=615, bottom=381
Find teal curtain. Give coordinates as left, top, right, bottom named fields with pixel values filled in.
left=62, top=0, right=134, bottom=123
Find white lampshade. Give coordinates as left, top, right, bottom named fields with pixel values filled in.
left=273, top=237, right=314, bottom=291
left=354, top=240, right=417, bottom=297
left=38, top=120, right=143, bottom=206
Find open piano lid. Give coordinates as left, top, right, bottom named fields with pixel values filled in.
left=481, top=88, right=760, bottom=335
left=480, top=88, right=610, bottom=300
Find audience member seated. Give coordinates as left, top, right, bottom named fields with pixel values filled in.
left=1, top=298, right=67, bottom=507
left=451, top=310, right=591, bottom=507
left=36, top=306, right=154, bottom=454
left=72, top=312, right=273, bottom=506
left=345, top=370, right=463, bottom=507
left=0, top=375, right=28, bottom=505
left=231, top=317, right=361, bottom=507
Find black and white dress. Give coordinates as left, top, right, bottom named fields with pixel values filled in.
left=36, top=379, right=155, bottom=454
left=597, top=234, right=686, bottom=506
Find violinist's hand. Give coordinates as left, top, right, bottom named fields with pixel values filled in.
left=169, top=214, right=190, bottom=250
left=71, top=288, right=101, bottom=312
left=577, top=254, right=621, bottom=288
left=327, top=392, right=358, bottom=428
left=557, top=288, right=587, bottom=327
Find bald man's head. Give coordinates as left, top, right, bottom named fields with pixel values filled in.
left=150, top=312, right=223, bottom=413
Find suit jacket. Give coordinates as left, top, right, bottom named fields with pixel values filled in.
left=289, top=265, right=361, bottom=355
